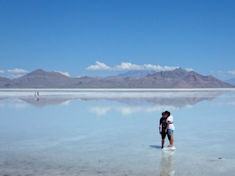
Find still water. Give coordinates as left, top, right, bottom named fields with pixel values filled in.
left=0, top=89, right=235, bottom=176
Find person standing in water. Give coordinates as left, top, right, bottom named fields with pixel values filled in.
left=159, top=112, right=170, bottom=149
left=165, top=111, right=175, bottom=148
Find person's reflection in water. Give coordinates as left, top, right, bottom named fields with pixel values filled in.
left=159, top=151, right=175, bottom=176
left=34, top=91, right=40, bottom=102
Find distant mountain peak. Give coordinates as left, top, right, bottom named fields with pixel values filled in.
left=26, top=69, right=47, bottom=76
left=24, top=69, right=70, bottom=78
left=31, top=69, right=46, bottom=73
left=171, top=67, right=188, bottom=73
left=146, top=67, right=188, bottom=78
left=116, top=70, right=156, bottom=78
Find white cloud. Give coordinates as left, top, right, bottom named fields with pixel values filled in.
left=56, top=71, right=70, bottom=77
left=115, top=62, right=142, bottom=71
left=228, top=70, right=235, bottom=75
left=142, top=64, right=179, bottom=71
left=90, top=107, right=111, bottom=116
left=0, top=68, right=29, bottom=78
left=86, top=61, right=111, bottom=71
left=7, top=68, right=28, bottom=74
left=11, top=74, right=24, bottom=78
left=186, top=68, right=194, bottom=71
left=214, top=70, right=235, bottom=76
left=229, top=101, right=235, bottom=106
left=86, top=61, right=179, bottom=72
left=60, top=100, right=71, bottom=105
left=212, top=70, right=235, bottom=80
left=0, top=98, right=28, bottom=109
left=89, top=105, right=177, bottom=116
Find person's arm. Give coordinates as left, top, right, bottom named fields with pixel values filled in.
left=159, top=119, right=162, bottom=134
left=165, top=122, right=169, bottom=132
left=168, top=116, right=174, bottom=124
left=165, top=118, right=173, bottom=132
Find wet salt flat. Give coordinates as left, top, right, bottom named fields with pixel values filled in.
left=0, top=89, right=235, bottom=176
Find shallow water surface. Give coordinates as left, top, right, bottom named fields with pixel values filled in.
left=0, top=89, right=235, bottom=176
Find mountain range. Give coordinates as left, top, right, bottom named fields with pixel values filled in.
left=0, top=68, right=233, bottom=88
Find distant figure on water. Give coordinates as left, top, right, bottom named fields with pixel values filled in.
left=159, top=111, right=176, bottom=150
left=34, top=91, right=40, bottom=101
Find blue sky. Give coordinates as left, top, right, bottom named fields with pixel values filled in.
left=0, top=0, right=235, bottom=79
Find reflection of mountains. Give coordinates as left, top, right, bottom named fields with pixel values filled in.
left=20, top=97, right=72, bottom=107
left=16, top=91, right=224, bottom=108
left=144, top=96, right=216, bottom=108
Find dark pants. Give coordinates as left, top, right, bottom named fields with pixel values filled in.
left=161, top=130, right=170, bottom=141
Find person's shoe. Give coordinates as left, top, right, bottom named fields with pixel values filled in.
left=169, top=146, right=176, bottom=150
left=163, top=146, right=176, bottom=151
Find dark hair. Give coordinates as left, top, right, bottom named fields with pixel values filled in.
left=162, top=112, right=165, bottom=116
left=164, top=111, right=171, bottom=116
